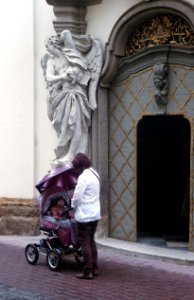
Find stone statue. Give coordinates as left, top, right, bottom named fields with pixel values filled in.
left=41, top=30, right=103, bottom=166
left=153, top=63, right=168, bottom=108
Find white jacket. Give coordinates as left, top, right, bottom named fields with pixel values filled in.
left=71, top=167, right=101, bottom=223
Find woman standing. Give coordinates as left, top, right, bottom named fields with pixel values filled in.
left=71, top=153, right=101, bottom=280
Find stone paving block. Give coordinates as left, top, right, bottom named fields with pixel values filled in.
left=0, top=242, right=194, bottom=299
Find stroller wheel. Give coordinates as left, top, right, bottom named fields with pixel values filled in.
left=25, top=244, right=39, bottom=265
left=47, top=249, right=61, bottom=271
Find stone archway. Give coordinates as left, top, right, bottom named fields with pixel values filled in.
left=100, top=0, right=194, bottom=249
left=101, top=0, right=194, bottom=85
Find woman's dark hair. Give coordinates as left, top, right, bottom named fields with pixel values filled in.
left=72, top=153, right=91, bottom=175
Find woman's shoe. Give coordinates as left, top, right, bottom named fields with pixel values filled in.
left=76, top=272, right=93, bottom=280
left=93, top=269, right=99, bottom=276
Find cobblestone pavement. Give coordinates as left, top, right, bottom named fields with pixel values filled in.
left=1, top=241, right=194, bottom=300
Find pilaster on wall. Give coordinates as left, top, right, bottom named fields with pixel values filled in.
left=45, top=0, right=103, bottom=34
left=44, top=0, right=106, bottom=238
left=52, top=6, right=87, bottom=35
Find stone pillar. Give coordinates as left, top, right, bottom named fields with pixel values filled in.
left=46, top=0, right=103, bottom=34
left=53, top=6, right=87, bottom=35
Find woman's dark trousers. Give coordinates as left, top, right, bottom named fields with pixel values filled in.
left=77, top=221, right=98, bottom=275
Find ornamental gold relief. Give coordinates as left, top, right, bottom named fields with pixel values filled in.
left=126, top=15, right=194, bottom=56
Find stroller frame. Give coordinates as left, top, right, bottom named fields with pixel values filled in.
left=25, top=163, right=83, bottom=271
left=25, top=226, right=83, bottom=271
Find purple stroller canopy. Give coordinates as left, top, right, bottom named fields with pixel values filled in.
left=36, top=162, right=78, bottom=194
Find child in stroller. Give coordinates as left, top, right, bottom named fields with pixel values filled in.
left=25, top=189, right=83, bottom=271
left=25, top=163, right=83, bottom=270
left=40, top=191, right=78, bottom=248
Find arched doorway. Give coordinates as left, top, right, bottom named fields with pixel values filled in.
left=137, top=115, right=190, bottom=244
left=99, top=0, right=194, bottom=249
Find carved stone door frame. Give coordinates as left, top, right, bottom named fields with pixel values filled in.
left=98, top=0, right=194, bottom=250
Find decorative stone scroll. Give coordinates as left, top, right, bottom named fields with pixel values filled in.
left=45, top=0, right=103, bottom=34
left=46, top=0, right=102, bottom=5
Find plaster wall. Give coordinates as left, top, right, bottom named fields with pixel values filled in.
left=33, top=0, right=56, bottom=185
left=0, top=0, right=34, bottom=198
left=34, top=0, right=194, bottom=189
left=34, top=0, right=143, bottom=184
left=0, top=1, right=55, bottom=199
left=86, top=0, right=139, bottom=41
left=1, top=0, right=194, bottom=201
left=86, top=0, right=194, bottom=42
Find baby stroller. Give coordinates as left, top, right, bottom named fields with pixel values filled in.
left=25, top=162, right=83, bottom=271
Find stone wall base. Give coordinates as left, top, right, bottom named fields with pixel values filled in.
left=0, top=198, right=109, bottom=237
left=96, top=215, right=109, bottom=239
left=0, top=198, right=40, bottom=235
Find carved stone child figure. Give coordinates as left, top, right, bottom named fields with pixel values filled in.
left=153, top=63, right=169, bottom=107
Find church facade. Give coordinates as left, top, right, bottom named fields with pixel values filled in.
left=1, top=0, right=194, bottom=251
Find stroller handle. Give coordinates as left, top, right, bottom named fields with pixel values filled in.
left=62, top=206, right=73, bottom=216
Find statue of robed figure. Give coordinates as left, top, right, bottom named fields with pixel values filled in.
left=41, top=30, right=103, bottom=166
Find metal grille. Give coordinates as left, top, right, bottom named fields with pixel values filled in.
left=109, top=65, right=194, bottom=242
